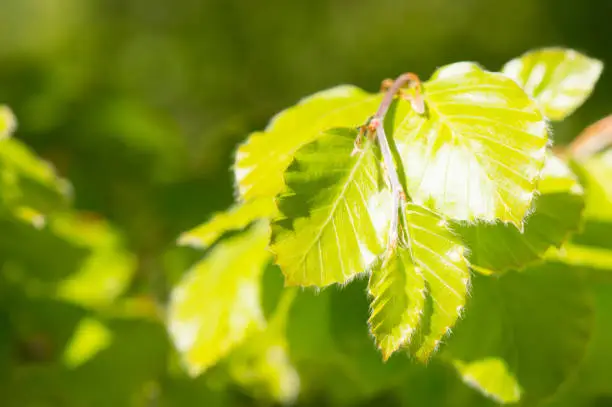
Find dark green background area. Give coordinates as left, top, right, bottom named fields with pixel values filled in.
left=1, top=1, right=612, bottom=406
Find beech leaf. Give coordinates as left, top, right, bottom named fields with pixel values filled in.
left=271, top=128, right=386, bottom=287
left=368, top=204, right=470, bottom=361
left=234, top=85, right=381, bottom=201
left=395, top=62, right=548, bottom=227
left=502, top=48, right=603, bottom=120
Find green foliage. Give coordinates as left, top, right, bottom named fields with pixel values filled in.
left=234, top=86, right=381, bottom=201
left=445, top=264, right=594, bottom=405
left=271, top=128, right=385, bottom=287
left=456, top=154, right=585, bottom=273
left=502, top=48, right=603, bottom=121
left=395, top=62, right=548, bottom=227
left=368, top=203, right=469, bottom=361
left=4, top=44, right=612, bottom=407
left=168, top=222, right=270, bottom=376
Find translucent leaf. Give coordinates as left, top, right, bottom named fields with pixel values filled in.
left=502, top=48, right=603, bottom=120
left=368, top=204, right=470, bottom=360
left=177, top=198, right=276, bottom=249
left=444, top=263, right=593, bottom=405
left=395, top=62, right=548, bottom=227
left=167, top=222, right=270, bottom=376
left=456, top=154, right=584, bottom=273
left=271, top=128, right=387, bottom=287
left=234, top=85, right=381, bottom=201
left=0, top=105, right=17, bottom=139
left=368, top=245, right=426, bottom=360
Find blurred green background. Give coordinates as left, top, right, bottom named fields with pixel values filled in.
left=1, top=0, right=612, bottom=406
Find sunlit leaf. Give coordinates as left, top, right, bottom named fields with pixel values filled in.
left=0, top=105, right=17, bottom=139
left=502, top=48, right=603, bottom=120
left=54, top=214, right=137, bottom=309
left=271, top=128, right=386, bottom=287
left=452, top=358, right=521, bottom=404
left=368, top=204, right=470, bottom=360
left=0, top=138, right=71, bottom=219
left=63, top=318, right=113, bottom=368
left=234, top=85, right=382, bottom=201
left=177, top=198, right=276, bottom=249
left=444, top=263, right=594, bottom=405
left=456, top=154, right=584, bottom=273
left=168, top=222, right=270, bottom=376
left=395, top=62, right=548, bottom=227
left=368, top=245, right=426, bottom=360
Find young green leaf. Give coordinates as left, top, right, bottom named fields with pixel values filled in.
left=167, top=222, right=270, bottom=376
left=502, top=48, right=603, bottom=121
left=368, top=245, right=426, bottom=360
left=368, top=204, right=470, bottom=361
left=271, top=128, right=386, bottom=287
left=456, top=154, right=584, bottom=273
left=395, top=62, right=548, bottom=228
left=234, top=85, right=382, bottom=201
left=177, top=198, right=277, bottom=249
left=444, top=263, right=594, bottom=405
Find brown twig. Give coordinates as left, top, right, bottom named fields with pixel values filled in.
left=566, top=114, right=612, bottom=160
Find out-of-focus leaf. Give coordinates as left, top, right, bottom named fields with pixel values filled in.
left=63, top=318, right=112, bottom=368
left=502, top=48, right=603, bottom=120
left=444, top=263, right=594, bottom=405
left=395, top=62, right=548, bottom=227
left=452, top=358, right=521, bottom=404
left=234, top=85, right=382, bottom=201
left=167, top=222, right=270, bottom=376
left=271, top=128, right=385, bottom=287
left=545, top=243, right=612, bottom=275
left=227, top=289, right=300, bottom=404
left=65, top=318, right=169, bottom=407
left=328, top=280, right=414, bottom=403
left=54, top=214, right=137, bottom=309
left=457, top=155, right=584, bottom=273
left=0, top=217, right=89, bottom=283
left=368, top=204, right=469, bottom=361
left=0, top=105, right=16, bottom=139
left=0, top=138, right=71, bottom=221
left=177, top=198, right=276, bottom=249
left=578, top=149, right=612, bottom=222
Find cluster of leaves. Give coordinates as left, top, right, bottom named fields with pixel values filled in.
left=3, top=46, right=612, bottom=407
left=169, top=48, right=612, bottom=405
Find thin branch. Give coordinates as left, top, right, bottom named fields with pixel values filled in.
left=566, top=114, right=612, bottom=160
left=368, top=73, right=423, bottom=248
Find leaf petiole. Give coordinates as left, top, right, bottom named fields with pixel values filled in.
left=365, top=72, right=424, bottom=249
